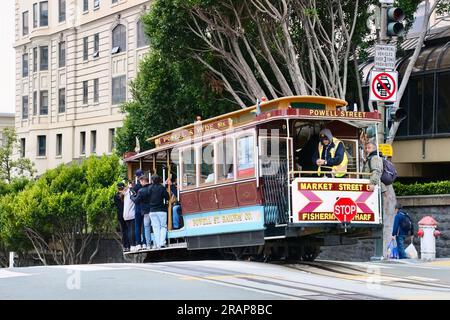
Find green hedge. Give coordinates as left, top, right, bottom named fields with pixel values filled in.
left=394, top=181, right=450, bottom=196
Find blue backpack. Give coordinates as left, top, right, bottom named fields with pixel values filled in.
left=381, top=158, right=397, bottom=185
left=368, top=155, right=397, bottom=185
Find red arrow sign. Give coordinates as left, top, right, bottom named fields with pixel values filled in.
left=333, top=198, right=357, bottom=223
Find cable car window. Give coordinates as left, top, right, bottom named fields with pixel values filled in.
left=237, top=135, right=255, bottom=178
left=181, top=148, right=196, bottom=188
left=217, top=138, right=234, bottom=181
left=200, top=143, right=214, bottom=185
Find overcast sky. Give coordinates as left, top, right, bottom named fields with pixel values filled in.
left=0, top=0, right=15, bottom=114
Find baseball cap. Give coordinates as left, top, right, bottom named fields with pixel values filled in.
left=135, top=169, right=144, bottom=177
left=117, top=182, right=125, bottom=189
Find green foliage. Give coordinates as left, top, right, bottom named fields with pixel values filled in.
left=0, top=128, right=36, bottom=183
left=0, top=155, right=122, bottom=265
left=394, top=180, right=450, bottom=196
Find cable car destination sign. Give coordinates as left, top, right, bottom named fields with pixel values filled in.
left=291, top=178, right=380, bottom=224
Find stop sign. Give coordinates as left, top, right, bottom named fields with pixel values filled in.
left=333, top=198, right=357, bottom=223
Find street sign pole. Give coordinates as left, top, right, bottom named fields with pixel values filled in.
left=373, top=2, right=390, bottom=260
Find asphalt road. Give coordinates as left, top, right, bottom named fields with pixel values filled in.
left=1, top=259, right=450, bottom=300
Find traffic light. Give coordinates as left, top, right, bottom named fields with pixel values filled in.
left=391, top=107, right=407, bottom=121
left=387, top=102, right=407, bottom=122
left=387, top=7, right=405, bottom=36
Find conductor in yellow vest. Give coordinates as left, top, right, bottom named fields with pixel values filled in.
left=314, top=129, right=348, bottom=178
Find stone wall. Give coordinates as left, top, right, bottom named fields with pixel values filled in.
left=318, top=194, right=450, bottom=261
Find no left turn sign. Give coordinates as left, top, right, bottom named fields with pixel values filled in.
left=369, top=70, right=398, bottom=102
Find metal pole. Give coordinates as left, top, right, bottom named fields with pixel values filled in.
left=9, top=252, right=14, bottom=268
left=372, top=2, right=389, bottom=260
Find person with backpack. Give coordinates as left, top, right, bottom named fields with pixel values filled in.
left=363, top=142, right=385, bottom=192
left=392, top=203, right=414, bottom=259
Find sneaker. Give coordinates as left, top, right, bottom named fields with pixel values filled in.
left=142, top=244, right=147, bottom=250
left=130, top=246, right=137, bottom=252
left=123, top=248, right=130, bottom=252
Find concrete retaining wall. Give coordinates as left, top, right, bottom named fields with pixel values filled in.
left=318, top=194, right=450, bottom=261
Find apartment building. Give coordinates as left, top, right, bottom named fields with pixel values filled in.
left=15, top=0, right=150, bottom=174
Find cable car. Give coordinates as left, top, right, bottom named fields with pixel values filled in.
left=124, top=96, right=383, bottom=261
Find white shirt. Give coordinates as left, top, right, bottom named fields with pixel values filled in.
left=123, top=189, right=135, bottom=221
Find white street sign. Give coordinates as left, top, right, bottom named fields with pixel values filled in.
left=374, top=44, right=396, bottom=70
left=369, top=70, right=398, bottom=102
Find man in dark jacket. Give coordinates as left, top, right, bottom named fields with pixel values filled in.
left=148, top=175, right=170, bottom=249
left=113, top=182, right=129, bottom=251
left=131, top=175, right=152, bottom=249
left=392, top=203, right=414, bottom=259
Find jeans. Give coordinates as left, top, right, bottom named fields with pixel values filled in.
left=125, top=219, right=135, bottom=247
left=134, top=211, right=146, bottom=245
left=118, top=219, right=129, bottom=249
left=396, top=235, right=407, bottom=259
left=143, top=214, right=153, bottom=247
left=172, top=205, right=182, bottom=229
left=150, top=211, right=167, bottom=248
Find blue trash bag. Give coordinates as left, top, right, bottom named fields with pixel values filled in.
left=386, top=240, right=399, bottom=259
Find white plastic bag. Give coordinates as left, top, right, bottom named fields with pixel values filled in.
left=405, top=243, right=418, bottom=259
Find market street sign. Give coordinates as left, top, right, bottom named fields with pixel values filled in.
left=374, top=44, right=396, bottom=70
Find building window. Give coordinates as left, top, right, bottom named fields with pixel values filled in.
left=33, top=47, right=38, bottom=72
left=40, top=46, right=48, bottom=71
left=111, top=24, right=126, bottom=54
left=33, top=91, right=37, bottom=115
left=93, top=33, right=99, bottom=58
left=22, top=11, right=29, bottom=36
left=22, top=53, right=29, bottom=77
left=59, top=41, right=66, bottom=67
left=94, top=0, right=100, bottom=9
left=22, top=96, right=29, bottom=119
left=33, top=3, right=38, bottom=28
left=40, top=90, right=48, bottom=115
left=137, top=19, right=149, bottom=48
left=83, top=37, right=89, bottom=61
left=39, top=2, right=48, bottom=27
left=91, top=130, right=97, bottom=154
left=20, top=138, right=26, bottom=158
left=83, top=0, right=89, bottom=12
left=56, top=134, right=62, bottom=156
left=59, top=0, right=66, bottom=22
left=437, top=72, right=450, bottom=133
left=112, top=0, right=118, bottom=4
left=37, top=135, right=46, bottom=157
left=109, top=128, right=115, bottom=152
left=94, top=78, right=99, bottom=103
left=83, top=81, right=89, bottom=104
left=80, top=132, right=86, bottom=155
left=237, top=135, right=255, bottom=178
left=58, top=88, right=66, bottom=113
left=112, top=75, right=126, bottom=105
